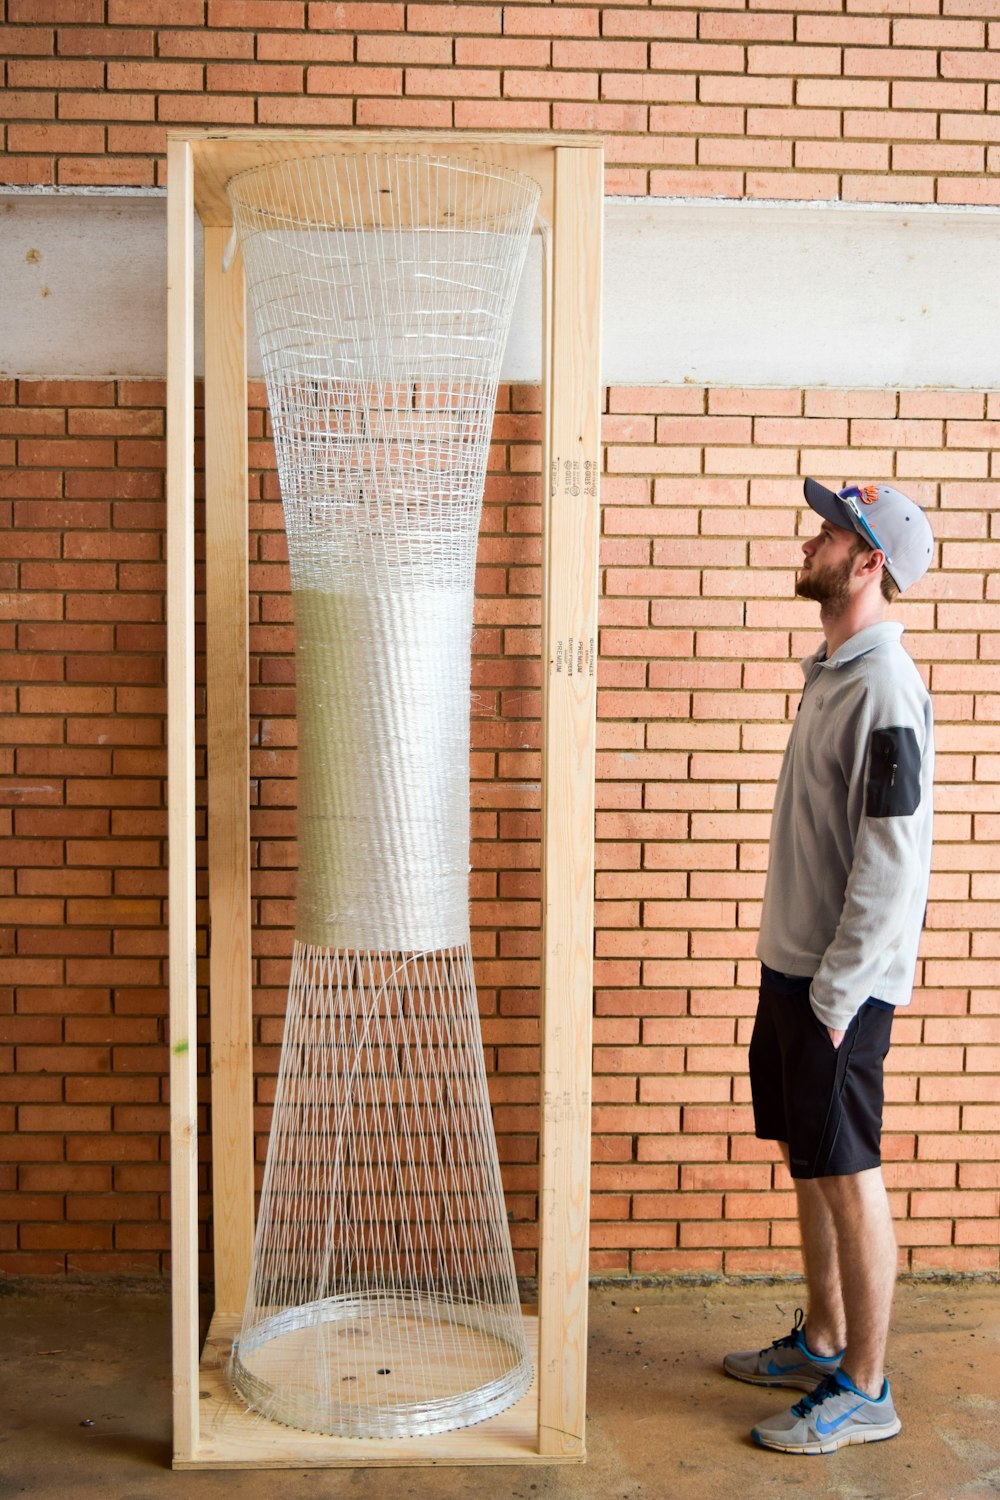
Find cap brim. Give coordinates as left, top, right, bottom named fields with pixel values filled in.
left=803, top=477, right=857, bottom=535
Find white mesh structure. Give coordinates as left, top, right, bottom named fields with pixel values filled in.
left=225, top=153, right=540, bottom=1438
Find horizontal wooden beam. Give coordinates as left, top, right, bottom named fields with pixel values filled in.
left=171, top=128, right=599, bottom=227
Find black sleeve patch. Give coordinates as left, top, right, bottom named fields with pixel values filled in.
left=866, top=726, right=922, bottom=818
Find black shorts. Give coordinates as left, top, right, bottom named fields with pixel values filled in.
left=750, top=964, right=894, bottom=1180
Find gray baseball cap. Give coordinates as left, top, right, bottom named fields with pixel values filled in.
left=803, top=478, right=935, bottom=593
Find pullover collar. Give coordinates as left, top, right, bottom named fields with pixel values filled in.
left=802, top=620, right=904, bottom=678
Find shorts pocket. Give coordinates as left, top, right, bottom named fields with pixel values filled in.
left=808, top=1001, right=837, bottom=1048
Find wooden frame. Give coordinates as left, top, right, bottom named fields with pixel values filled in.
left=167, top=130, right=603, bottom=1469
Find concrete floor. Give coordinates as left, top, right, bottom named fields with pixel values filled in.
left=0, top=1279, right=998, bottom=1500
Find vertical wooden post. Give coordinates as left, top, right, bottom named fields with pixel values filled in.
left=537, top=145, right=603, bottom=1459
left=204, top=230, right=255, bottom=1319
left=166, top=136, right=200, bottom=1464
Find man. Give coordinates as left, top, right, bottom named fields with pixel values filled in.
left=724, top=479, right=935, bottom=1455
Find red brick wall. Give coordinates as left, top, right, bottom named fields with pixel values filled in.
left=1, top=377, right=998, bottom=1279
left=2, top=1, right=999, bottom=202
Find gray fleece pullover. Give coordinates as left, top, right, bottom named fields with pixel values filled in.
left=756, top=621, right=934, bottom=1032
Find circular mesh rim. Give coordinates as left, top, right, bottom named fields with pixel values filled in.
left=226, top=150, right=542, bottom=235
left=229, top=1293, right=534, bottom=1439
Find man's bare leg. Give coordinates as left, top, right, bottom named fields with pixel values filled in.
left=780, top=1144, right=846, bottom=1358
left=815, top=1165, right=897, bottom=1398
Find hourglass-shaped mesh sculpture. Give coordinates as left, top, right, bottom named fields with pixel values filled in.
left=225, top=154, right=539, bottom=1438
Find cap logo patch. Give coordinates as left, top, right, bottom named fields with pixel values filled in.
left=859, top=485, right=879, bottom=506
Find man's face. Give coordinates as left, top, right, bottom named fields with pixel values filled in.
left=796, top=519, right=862, bottom=608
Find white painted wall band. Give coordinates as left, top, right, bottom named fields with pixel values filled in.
left=4, top=191, right=1000, bottom=389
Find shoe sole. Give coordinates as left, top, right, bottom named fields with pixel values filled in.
left=723, top=1360, right=833, bottom=1392
left=751, top=1418, right=902, bottom=1455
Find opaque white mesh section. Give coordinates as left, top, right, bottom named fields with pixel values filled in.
left=293, top=588, right=472, bottom=952
left=225, top=153, right=538, bottom=1439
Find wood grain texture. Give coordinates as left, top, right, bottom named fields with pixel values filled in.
left=537, top=144, right=603, bottom=1461
left=204, top=228, right=255, bottom=1320
left=167, top=136, right=200, bottom=1466
left=170, top=128, right=597, bottom=228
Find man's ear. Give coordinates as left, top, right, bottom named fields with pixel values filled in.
left=860, top=547, right=886, bottom=578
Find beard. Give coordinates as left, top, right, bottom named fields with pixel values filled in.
left=795, top=553, right=854, bottom=609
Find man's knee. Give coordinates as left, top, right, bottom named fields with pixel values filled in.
left=813, top=1165, right=884, bottom=1204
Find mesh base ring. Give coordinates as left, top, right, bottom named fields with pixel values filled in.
left=230, top=1293, right=534, bottom=1439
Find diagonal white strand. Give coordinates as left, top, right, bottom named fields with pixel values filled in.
left=224, top=153, right=538, bottom=1439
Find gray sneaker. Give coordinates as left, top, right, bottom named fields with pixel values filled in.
left=723, top=1308, right=843, bottom=1391
left=752, top=1371, right=901, bottom=1454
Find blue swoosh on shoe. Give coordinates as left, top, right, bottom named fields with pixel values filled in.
left=766, top=1359, right=808, bottom=1375
left=815, top=1402, right=866, bottom=1435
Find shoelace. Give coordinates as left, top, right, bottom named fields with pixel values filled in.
left=762, top=1306, right=806, bottom=1355
left=791, top=1374, right=843, bottom=1419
